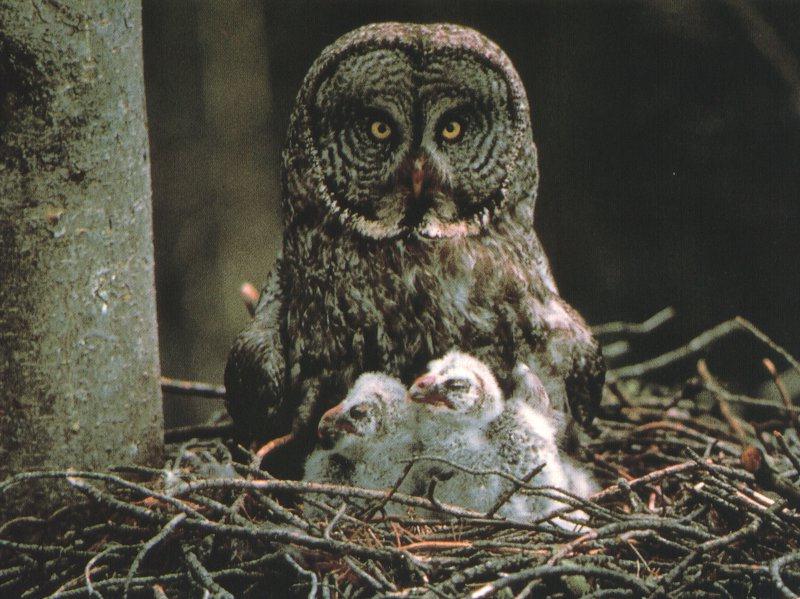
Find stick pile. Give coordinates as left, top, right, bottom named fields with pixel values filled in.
left=2, top=316, right=800, bottom=598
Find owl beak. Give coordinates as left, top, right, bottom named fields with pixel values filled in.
left=411, top=156, right=427, bottom=200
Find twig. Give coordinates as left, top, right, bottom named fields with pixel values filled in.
left=284, top=554, right=318, bottom=599
left=547, top=517, right=714, bottom=567
left=183, top=546, right=234, bottom=599
left=123, top=514, right=186, bottom=599
left=648, top=514, right=765, bottom=598
left=425, top=478, right=445, bottom=513
left=738, top=317, right=800, bottom=377
left=774, top=431, right=800, bottom=481
left=401, top=455, right=540, bottom=489
left=174, top=511, right=429, bottom=566
left=0, top=516, right=47, bottom=536
left=770, top=550, right=800, bottom=599
left=172, top=475, right=498, bottom=520
left=0, top=538, right=95, bottom=559
left=471, top=563, right=652, bottom=598
left=633, top=420, right=740, bottom=456
left=764, top=357, right=800, bottom=437
left=602, top=340, right=632, bottom=360
left=152, top=585, right=169, bottom=599
left=160, top=377, right=226, bottom=399
left=697, top=359, right=748, bottom=444
left=344, top=556, right=387, bottom=593
left=610, top=316, right=800, bottom=380
left=537, top=461, right=700, bottom=525
left=254, top=432, right=294, bottom=461
left=740, top=446, right=800, bottom=510
left=164, top=422, right=235, bottom=443
left=362, top=458, right=416, bottom=519
left=398, top=540, right=471, bottom=552
left=61, top=472, right=209, bottom=521
left=593, top=306, right=676, bottom=336
left=484, top=463, right=546, bottom=518
left=323, top=502, right=347, bottom=539
left=80, top=545, right=121, bottom=599
left=696, top=388, right=799, bottom=414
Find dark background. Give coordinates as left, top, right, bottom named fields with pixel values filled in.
left=142, top=1, right=800, bottom=426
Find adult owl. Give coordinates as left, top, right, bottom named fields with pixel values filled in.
left=225, top=23, right=604, bottom=473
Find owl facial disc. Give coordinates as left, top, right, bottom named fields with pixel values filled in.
left=293, top=23, right=536, bottom=242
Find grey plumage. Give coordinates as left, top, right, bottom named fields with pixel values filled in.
left=410, top=352, right=597, bottom=522
left=302, top=373, right=415, bottom=496
left=225, top=23, right=605, bottom=475
left=488, top=363, right=599, bottom=521
left=407, top=351, right=508, bottom=513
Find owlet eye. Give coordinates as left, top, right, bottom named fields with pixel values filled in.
left=370, top=120, right=392, bottom=141
left=444, top=378, right=471, bottom=392
left=349, top=405, right=368, bottom=420
left=441, top=120, right=462, bottom=142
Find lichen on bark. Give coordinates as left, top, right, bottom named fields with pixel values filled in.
left=0, top=0, right=163, bottom=508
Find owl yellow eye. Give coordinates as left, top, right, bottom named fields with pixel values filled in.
left=441, top=120, right=462, bottom=141
left=370, top=120, right=392, bottom=141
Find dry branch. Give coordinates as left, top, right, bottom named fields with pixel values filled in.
left=592, top=306, right=676, bottom=337
left=160, top=377, right=227, bottom=399
left=610, top=316, right=800, bottom=379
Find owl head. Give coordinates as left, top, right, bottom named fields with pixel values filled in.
left=284, top=23, right=538, bottom=241
left=409, top=350, right=504, bottom=422
left=317, top=372, right=410, bottom=449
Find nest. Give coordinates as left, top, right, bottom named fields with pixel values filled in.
left=2, top=313, right=800, bottom=598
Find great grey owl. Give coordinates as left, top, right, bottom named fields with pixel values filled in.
left=224, top=23, right=604, bottom=475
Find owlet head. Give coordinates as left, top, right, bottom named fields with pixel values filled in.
left=409, top=350, right=503, bottom=422
left=284, top=22, right=538, bottom=240
left=317, top=373, right=409, bottom=449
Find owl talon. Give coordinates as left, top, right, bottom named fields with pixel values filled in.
left=253, top=432, right=294, bottom=464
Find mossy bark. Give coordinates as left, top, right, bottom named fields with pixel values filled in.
left=0, top=0, right=163, bottom=504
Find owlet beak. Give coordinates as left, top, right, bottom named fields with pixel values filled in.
left=409, top=373, right=436, bottom=398
left=317, top=403, right=343, bottom=442
left=409, top=373, right=455, bottom=409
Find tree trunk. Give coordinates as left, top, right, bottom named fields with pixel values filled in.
left=0, top=0, right=163, bottom=507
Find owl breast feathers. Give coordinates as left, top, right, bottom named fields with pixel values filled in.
left=224, top=22, right=604, bottom=470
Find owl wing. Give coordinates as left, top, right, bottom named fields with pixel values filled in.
left=519, top=234, right=606, bottom=425
left=564, top=339, right=606, bottom=427
left=224, top=267, right=287, bottom=444
left=518, top=297, right=606, bottom=427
